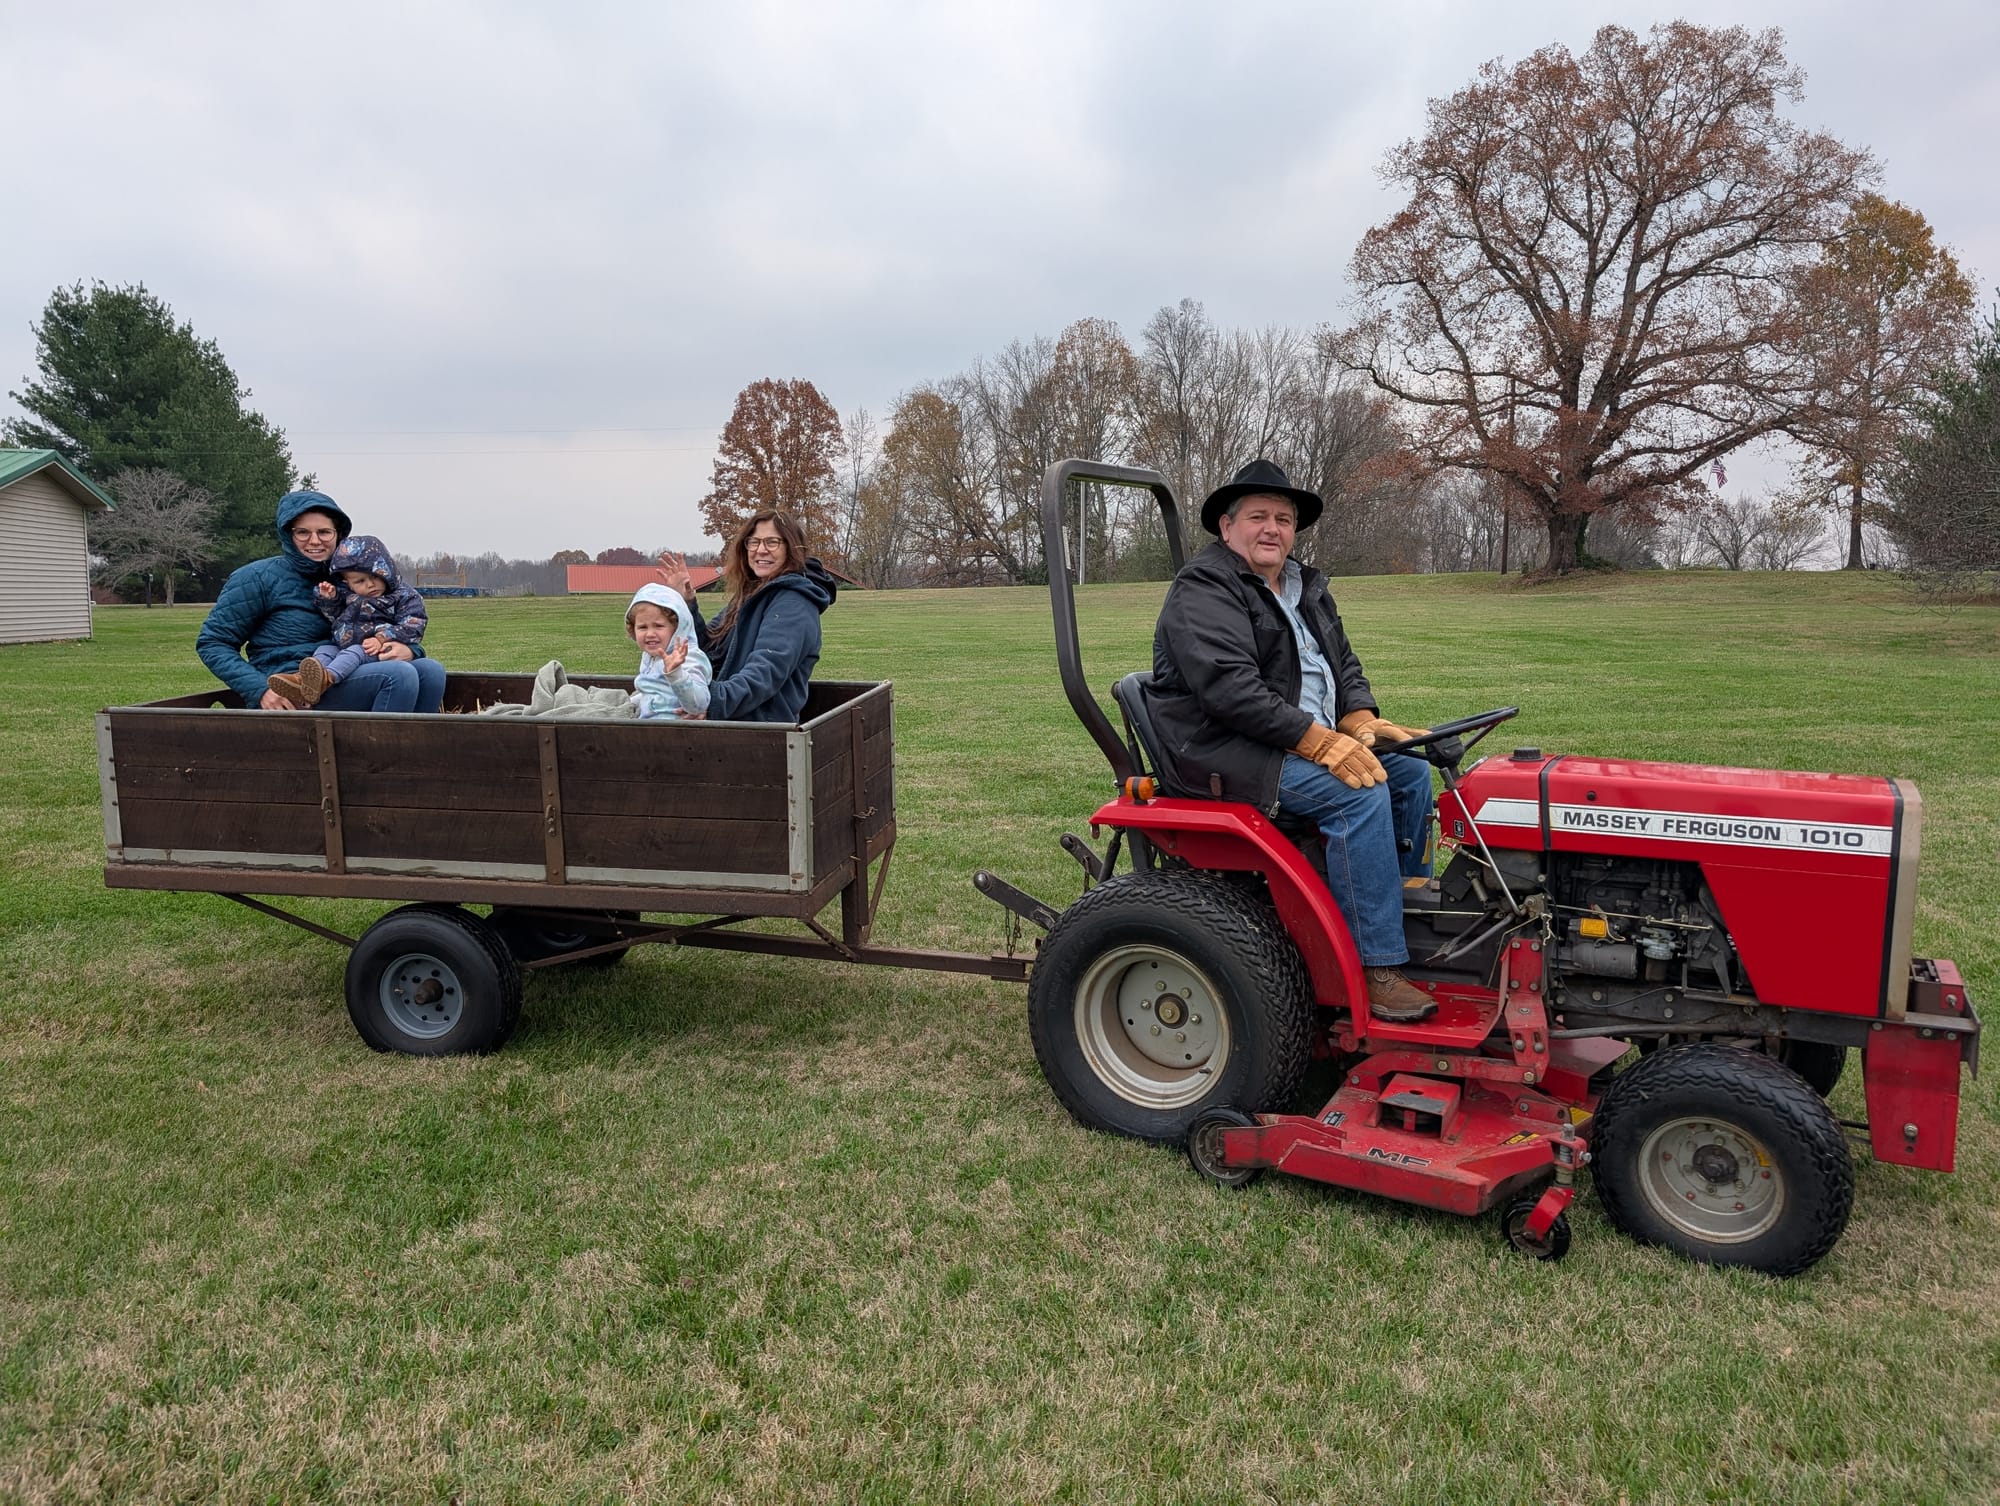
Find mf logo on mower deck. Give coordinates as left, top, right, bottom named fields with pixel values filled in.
left=1366, top=1147, right=1431, bottom=1168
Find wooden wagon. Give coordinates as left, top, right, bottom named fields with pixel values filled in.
left=99, top=673, right=1030, bottom=1053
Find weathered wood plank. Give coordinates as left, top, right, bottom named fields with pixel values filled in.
left=563, top=813, right=789, bottom=875
left=342, top=805, right=546, bottom=865
left=114, top=765, right=320, bottom=805
left=559, top=776, right=788, bottom=819
left=555, top=723, right=786, bottom=785
left=120, top=797, right=323, bottom=854
left=104, top=861, right=851, bottom=919
left=333, top=718, right=542, bottom=780
left=109, top=713, right=317, bottom=770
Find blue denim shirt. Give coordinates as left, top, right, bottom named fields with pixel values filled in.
left=1274, top=559, right=1338, bottom=724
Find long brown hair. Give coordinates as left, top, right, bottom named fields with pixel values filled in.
left=711, top=510, right=808, bottom=645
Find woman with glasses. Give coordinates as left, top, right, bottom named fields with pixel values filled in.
left=657, top=511, right=836, bottom=723
left=197, top=489, right=446, bottom=714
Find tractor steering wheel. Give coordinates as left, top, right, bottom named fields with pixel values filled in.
left=1368, top=706, right=1520, bottom=768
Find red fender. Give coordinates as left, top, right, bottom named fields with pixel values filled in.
left=1091, top=796, right=1368, bottom=1014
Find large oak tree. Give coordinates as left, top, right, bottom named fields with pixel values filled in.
left=698, top=378, right=845, bottom=559
left=1341, top=23, right=1871, bottom=571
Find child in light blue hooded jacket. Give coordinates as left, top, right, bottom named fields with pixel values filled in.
left=625, top=583, right=713, bottom=719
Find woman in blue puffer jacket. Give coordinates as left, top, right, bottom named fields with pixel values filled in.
left=196, top=490, right=447, bottom=713
left=658, top=511, right=836, bottom=724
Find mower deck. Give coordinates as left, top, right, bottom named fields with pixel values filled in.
left=1217, top=1033, right=1628, bottom=1217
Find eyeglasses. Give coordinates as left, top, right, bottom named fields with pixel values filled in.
left=745, top=538, right=786, bottom=555
left=292, top=526, right=338, bottom=540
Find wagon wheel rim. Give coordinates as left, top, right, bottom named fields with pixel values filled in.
left=1074, top=944, right=1231, bottom=1109
left=1637, top=1115, right=1785, bottom=1244
left=379, top=950, right=466, bottom=1040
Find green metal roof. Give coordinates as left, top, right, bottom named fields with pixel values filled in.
left=0, top=448, right=116, bottom=510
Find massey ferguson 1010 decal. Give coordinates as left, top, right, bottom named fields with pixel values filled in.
left=1470, top=797, right=1892, bottom=856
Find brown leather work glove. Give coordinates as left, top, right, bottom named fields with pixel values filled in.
left=1337, top=709, right=1431, bottom=747
left=1293, top=723, right=1386, bottom=789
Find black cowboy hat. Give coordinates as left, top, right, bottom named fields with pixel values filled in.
left=1198, top=457, right=1323, bottom=533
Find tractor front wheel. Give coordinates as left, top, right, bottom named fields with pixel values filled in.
left=1028, top=872, right=1312, bottom=1143
left=1592, top=1042, right=1853, bottom=1276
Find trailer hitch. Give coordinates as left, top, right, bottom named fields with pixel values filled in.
left=973, top=870, right=1059, bottom=932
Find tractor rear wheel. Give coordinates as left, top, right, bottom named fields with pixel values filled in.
left=1592, top=1042, right=1853, bottom=1276
left=1028, top=872, right=1312, bottom=1143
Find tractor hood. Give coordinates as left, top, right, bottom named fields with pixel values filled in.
left=1444, top=752, right=1919, bottom=1020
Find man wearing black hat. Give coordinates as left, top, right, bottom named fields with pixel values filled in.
left=1149, top=459, right=1439, bottom=1022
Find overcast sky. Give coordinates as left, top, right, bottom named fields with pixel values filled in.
left=4, top=1, right=1996, bottom=558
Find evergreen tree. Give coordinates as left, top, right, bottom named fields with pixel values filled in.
left=4, top=282, right=296, bottom=593
left=1889, top=312, right=2000, bottom=581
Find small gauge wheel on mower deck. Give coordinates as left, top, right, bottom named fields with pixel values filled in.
left=490, top=907, right=639, bottom=969
left=1500, top=1197, right=1572, bottom=1262
left=1591, top=1041, right=1854, bottom=1277
left=1186, top=1107, right=1264, bottom=1189
left=345, top=906, right=523, bottom=1056
left=1027, top=871, right=1313, bottom=1143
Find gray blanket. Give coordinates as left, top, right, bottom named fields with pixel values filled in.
left=478, top=660, right=638, bottom=720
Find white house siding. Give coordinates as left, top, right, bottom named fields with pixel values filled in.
left=0, top=471, right=95, bottom=643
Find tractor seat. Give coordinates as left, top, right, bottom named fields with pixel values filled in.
left=1110, top=671, right=1319, bottom=839
left=1112, top=676, right=1408, bottom=852
left=1111, top=672, right=1192, bottom=797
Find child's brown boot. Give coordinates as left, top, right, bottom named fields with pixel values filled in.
left=267, top=670, right=311, bottom=708
left=297, top=657, right=332, bottom=705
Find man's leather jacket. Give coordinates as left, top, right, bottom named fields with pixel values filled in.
left=1148, top=541, right=1376, bottom=811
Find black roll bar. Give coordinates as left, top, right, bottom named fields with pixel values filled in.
left=1040, top=459, right=1187, bottom=783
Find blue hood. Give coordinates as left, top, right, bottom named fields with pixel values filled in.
left=275, top=490, right=353, bottom=576
left=329, top=533, right=403, bottom=590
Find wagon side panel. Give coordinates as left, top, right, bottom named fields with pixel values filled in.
left=104, top=710, right=326, bottom=868
left=335, top=718, right=547, bottom=878
left=557, top=722, right=799, bottom=889
left=809, top=683, right=896, bottom=888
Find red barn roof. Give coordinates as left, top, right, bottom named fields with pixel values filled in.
left=566, top=564, right=720, bottom=595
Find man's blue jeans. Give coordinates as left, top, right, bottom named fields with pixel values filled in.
left=315, top=656, right=446, bottom=713
left=1276, top=750, right=1433, bottom=967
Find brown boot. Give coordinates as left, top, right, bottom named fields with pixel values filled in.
left=1365, top=968, right=1438, bottom=1023
left=296, top=657, right=331, bottom=705
left=267, top=670, right=311, bottom=708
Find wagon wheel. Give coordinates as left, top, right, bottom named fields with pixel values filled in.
left=1591, top=1042, right=1853, bottom=1277
left=345, top=906, right=523, bottom=1056
left=1027, top=872, right=1312, bottom=1143
left=490, top=908, right=639, bottom=969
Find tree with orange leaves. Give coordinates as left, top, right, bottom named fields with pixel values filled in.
left=699, top=378, right=846, bottom=561
left=1340, top=23, right=1872, bottom=573
left=1789, top=195, right=1975, bottom=568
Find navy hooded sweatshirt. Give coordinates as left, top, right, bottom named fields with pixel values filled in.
left=196, top=491, right=428, bottom=705
left=696, top=564, right=837, bottom=723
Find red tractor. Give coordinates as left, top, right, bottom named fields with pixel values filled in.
left=1004, top=461, right=1977, bottom=1276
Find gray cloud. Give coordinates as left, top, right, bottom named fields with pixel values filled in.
left=5, top=0, right=1995, bottom=555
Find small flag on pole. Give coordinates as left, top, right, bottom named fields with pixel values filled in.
left=1711, top=459, right=1727, bottom=489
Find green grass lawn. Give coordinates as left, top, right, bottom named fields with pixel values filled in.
left=3, top=573, right=1997, bottom=1504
